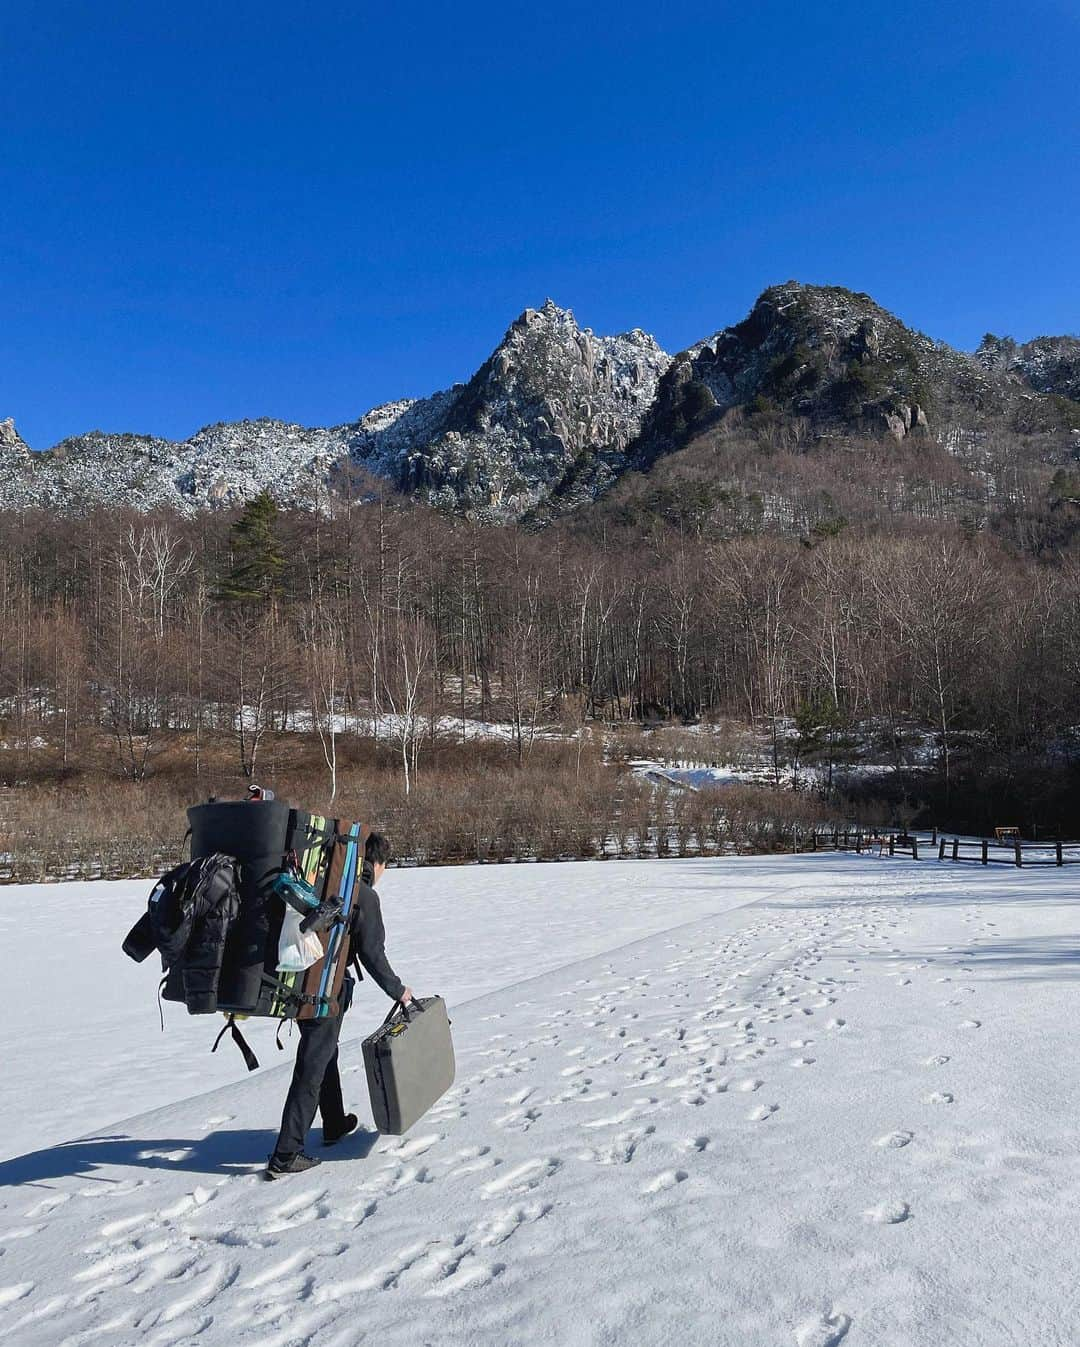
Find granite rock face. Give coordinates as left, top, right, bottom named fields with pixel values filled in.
left=0, top=417, right=31, bottom=465
left=628, top=282, right=1043, bottom=470
left=398, top=300, right=670, bottom=517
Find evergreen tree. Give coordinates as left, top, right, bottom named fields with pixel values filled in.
left=215, top=492, right=287, bottom=602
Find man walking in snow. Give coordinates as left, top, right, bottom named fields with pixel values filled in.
left=265, top=832, right=413, bottom=1178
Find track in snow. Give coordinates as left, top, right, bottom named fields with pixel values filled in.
left=2, top=856, right=1077, bottom=1346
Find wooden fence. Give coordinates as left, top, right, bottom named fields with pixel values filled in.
left=809, top=828, right=935, bottom=859
left=810, top=826, right=1080, bottom=867
left=935, top=836, right=1080, bottom=868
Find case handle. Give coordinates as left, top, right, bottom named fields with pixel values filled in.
left=381, top=997, right=424, bottom=1026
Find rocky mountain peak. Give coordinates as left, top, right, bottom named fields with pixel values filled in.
left=399, top=299, right=670, bottom=516
left=0, top=417, right=31, bottom=461
left=630, top=281, right=1025, bottom=468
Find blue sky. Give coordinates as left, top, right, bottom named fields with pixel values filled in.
left=1, top=1, right=1077, bottom=448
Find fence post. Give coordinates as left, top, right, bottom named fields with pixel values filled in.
left=833, top=828, right=839, bottom=849
left=952, top=838, right=959, bottom=861
left=938, top=836, right=946, bottom=860
left=794, top=825, right=799, bottom=854
left=1057, top=840, right=1063, bottom=867
left=811, top=831, right=817, bottom=852
left=1014, top=838, right=1022, bottom=868
left=912, top=838, right=919, bottom=861
left=932, top=826, right=938, bottom=845
left=889, top=835, right=895, bottom=857
left=981, top=839, right=988, bottom=865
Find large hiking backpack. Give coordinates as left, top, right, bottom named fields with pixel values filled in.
left=124, top=798, right=368, bottom=1070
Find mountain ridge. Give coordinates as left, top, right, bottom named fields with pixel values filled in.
left=2, top=286, right=1077, bottom=522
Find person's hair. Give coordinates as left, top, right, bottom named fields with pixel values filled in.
left=365, top=832, right=392, bottom=868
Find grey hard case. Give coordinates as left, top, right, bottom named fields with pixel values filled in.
left=362, top=996, right=455, bottom=1135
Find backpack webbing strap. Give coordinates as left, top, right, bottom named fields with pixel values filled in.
left=211, top=1014, right=260, bottom=1072
left=350, top=951, right=364, bottom=984
left=258, top=972, right=334, bottom=1012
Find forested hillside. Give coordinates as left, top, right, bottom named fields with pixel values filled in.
left=2, top=475, right=1079, bottom=879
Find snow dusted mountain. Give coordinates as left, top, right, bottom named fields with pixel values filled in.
left=630, top=283, right=1080, bottom=472
left=975, top=332, right=1080, bottom=403
left=0, top=302, right=669, bottom=521
left=396, top=299, right=670, bottom=516
left=2, top=290, right=1076, bottom=522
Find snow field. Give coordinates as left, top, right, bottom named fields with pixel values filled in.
left=0, top=857, right=806, bottom=1162
left=2, top=856, right=1079, bottom=1344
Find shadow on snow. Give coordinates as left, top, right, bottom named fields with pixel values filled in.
left=1, top=1125, right=380, bottom=1189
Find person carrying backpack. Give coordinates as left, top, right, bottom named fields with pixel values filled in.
left=265, top=831, right=413, bottom=1179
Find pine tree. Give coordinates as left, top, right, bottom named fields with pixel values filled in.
left=215, top=492, right=287, bottom=602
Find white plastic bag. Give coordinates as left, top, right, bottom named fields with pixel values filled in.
left=277, top=908, right=323, bottom=972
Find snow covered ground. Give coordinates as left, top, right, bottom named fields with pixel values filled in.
left=3, top=854, right=1079, bottom=1345
left=631, top=757, right=926, bottom=793
left=1, top=861, right=781, bottom=1162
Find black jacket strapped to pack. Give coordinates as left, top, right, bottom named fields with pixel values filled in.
left=122, top=853, right=240, bottom=1014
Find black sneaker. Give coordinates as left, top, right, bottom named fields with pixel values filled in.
left=263, top=1151, right=322, bottom=1180
left=323, top=1113, right=359, bottom=1146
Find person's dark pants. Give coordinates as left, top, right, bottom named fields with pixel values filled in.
left=273, top=1014, right=346, bottom=1157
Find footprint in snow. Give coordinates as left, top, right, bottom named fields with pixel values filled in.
left=442, top=1145, right=495, bottom=1179
left=924, top=1054, right=950, bottom=1067
left=826, top=1018, right=846, bottom=1030
left=865, top=1199, right=911, bottom=1224
left=579, top=1126, right=655, bottom=1165
left=23, top=1191, right=69, bottom=1219
left=959, top=1019, right=981, bottom=1030
left=642, top=1170, right=688, bottom=1194
left=794, top=1309, right=851, bottom=1346
left=748, top=1104, right=779, bottom=1121
left=495, top=1107, right=542, bottom=1131
left=584, top=1104, right=657, bottom=1129
left=875, top=1130, right=914, bottom=1149
left=481, top=1157, right=560, bottom=1199
left=923, top=1092, right=954, bottom=1105
left=159, top=1186, right=216, bottom=1220
left=382, top=1133, right=443, bottom=1160
left=475, top=1202, right=551, bottom=1249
